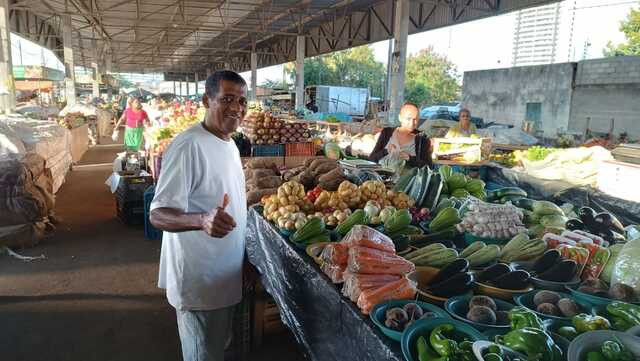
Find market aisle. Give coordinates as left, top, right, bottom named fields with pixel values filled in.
left=0, top=145, right=304, bottom=361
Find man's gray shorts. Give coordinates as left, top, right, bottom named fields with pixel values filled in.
left=176, top=306, right=234, bottom=361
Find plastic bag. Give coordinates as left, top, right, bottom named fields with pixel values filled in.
left=111, top=129, right=119, bottom=142
left=340, top=225, right=395, bottom=254
left=320, top=243, right=349, bottom=265
left=346, top=246, right=415, bottom=275
left=342, top=272, right=402, bottom=302
left=611, top=238, right=640, bottom=297
left=378, top=151, right=406, bottom=174
left=356, top=277, right=417, bottom=314
left=321, top=262, right=346, bottom=284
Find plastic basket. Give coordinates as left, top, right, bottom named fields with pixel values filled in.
left=285, top=142, right=316, bottom=156
left=251, top=144, right=285, bottom=157
left=115, top=198, right=145, bottom=226
left=144, top=185, right=163, bottom=240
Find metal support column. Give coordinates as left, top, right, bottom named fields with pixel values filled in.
left=206, top=68, right=212, bottom=78
left=106, top=53, right=112, bottom=99
left=295, top=35, right=305, bottom=111
left=194, top=72, right=199, bottom=97
left=173, top=81, right=176, bottom=96
left=92, top=40, right=101, bottom=99
left=0, top=0, right=15, bottom=113
left=384, top=39, right=393, bottom=107
left=388, top=0, right=409, bottom=125
left=62, top=15, right=76, bottom=106
left=250, top=52, right=257, bottom=101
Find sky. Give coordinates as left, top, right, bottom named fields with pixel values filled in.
left=9, top=0, right=638, bottom=90
left=244, top=0, right=639, bottom=86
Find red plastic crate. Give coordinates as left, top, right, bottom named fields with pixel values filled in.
left=285, top=142, right=315, bottom=156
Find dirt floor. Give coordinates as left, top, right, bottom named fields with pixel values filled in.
left=0, top=144, right=305, bottom=361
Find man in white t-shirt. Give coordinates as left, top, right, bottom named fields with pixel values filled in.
left=150, top=70, right=248, bottom=361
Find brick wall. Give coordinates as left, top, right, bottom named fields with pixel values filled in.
left=576, top=56, right=640, bottom=86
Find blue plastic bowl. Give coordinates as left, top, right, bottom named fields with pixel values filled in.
left=370, top=300, right=450, bottom=342
left=514, top=290, right=593, bottom=322
left=565, top=285, right=640, bottom=306
left=401, top=318, right=486, bottom=361
left=445, top=295, right=515, bottom=331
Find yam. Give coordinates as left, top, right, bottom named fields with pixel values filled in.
left=243, top=168, right=253, bottom=179
left=309, top=158, right=336, bottom=172
left=247, top=188, right=278, bottom=205
left=253, top=176, right=283, bottom=189
left=319, top=177, right=343, bottom=192
left=251, top=168, right=276, bottom=179
left=283, top=166, right=305, bottom=182
left=247, top=158, right=277, bottom=169
left=318, top=167, right=344, bottom=184
left=297, top=170, right=316, bottom=189
left=312, top=161, right=339, bottom=177
left=304, top=157, right=317, bottom=168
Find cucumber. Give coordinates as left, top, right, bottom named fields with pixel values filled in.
left=500, top=195, right=525, bottom=204
left=494, top=187, right=528, bottom=198
left=513, top=198, right=536, bottom=211
left=460, top=241, right=486, bottom=259
left=387, top=225, right=423, bottom=238
left=404, top=243, right=446, bottom=260
left=393, top=168, right=418, bottom=192
left=421, top=173, right=443, bottom=210
left=416, top=167, right=433, bottom=207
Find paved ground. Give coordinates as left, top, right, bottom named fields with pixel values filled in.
left=0, top=144, right=304, bottom=361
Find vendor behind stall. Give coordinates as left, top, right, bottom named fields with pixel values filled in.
left=369, top=102, right=431, bottom=172
left=114, top=97, right=151, bottom=151
left=445, top=108, right=477, bottom=138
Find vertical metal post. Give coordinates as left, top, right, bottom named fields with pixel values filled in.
left=295, top=35, right=305, bottom=111
left=388, top=0, right=409, bottom=125
left=173, top=80, right=176, bottom=96
left=384, top=39, right=393, bottom=108
left=194, top=72, right=199, bottom=97
left=92, top=40, right=101, bottom=99
left=250, top=51, right=258, bottom=101
left=0, top=0, right=15, bottom=113
left=62, top=14, right=76, bottom=106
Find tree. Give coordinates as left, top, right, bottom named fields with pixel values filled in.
left=285, top=45, right=386, bottom=97
left=259, top=79, right=289, bottom=90
left=604, top=8, right=640, bottom=56
left=404, top=46, right=460, bottom=107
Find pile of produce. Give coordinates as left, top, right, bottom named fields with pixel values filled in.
left=421, top=258, right=474, bottom=298
left=459, top=241, right=501, bottom=268
left=585, top=340, right=633, bottom=361
left=530, top=290, right=584, bottom=318
left=56, top=112, right=88, bottom=129
left=404, top=243, right=459, bottom=268
left=476, top=263, right=531, bottom=290
left=577, top=278, right=637, bottom=303
left=262, top=181, right=314, bottom=231
left=500, top=233, right=547, bottom=262
left=242, top=111, right=311, bottom=144
left=465, top=295, right=510, bottom=326
left=439, top=165, right=487, bottom=200
left=148, top=105, right=203, bottom=153
left=495, top=311, right=564, bottom=361
left=526, top=249, right=580, bottom=283
left=243, top=158, right=282, bottom=205
left=319, top=225, right=416, bottom=314
left=456, top=198, right=526, bottom=240
left=294, top=158, right=346, bottom=191
left=289, top=217, right=330, bottom=246
left=566, top=206, right=626, bottom=245
left=414, top=324, right=477, bottom=361
left=382, top=303, right=438, bottom=331
left=394, top=167, right=444, bottom=209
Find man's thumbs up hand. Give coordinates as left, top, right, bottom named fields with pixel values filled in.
left=201, top=193, right=236, bottom=238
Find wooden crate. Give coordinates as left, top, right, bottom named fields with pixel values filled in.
left=251, top=283, right=286, bottom=349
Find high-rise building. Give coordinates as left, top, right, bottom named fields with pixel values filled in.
left=512, top=1, right=577, bottom=67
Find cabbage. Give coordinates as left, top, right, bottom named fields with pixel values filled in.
left=539, top=214, right=568, bottom=228
left=323, top=142, right=342, bottom=160
left=612, top=238, right=640, bottom=296
left=600, top=244, right=624, bottom=283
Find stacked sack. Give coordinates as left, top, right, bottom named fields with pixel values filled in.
left=243, top=158, right=283, bottom=205
left=320, top=225, right=417, bottom=314
left=242, top=111, right=311, bottom=145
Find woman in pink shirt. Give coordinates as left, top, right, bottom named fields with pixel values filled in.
left=115, top=97, right=150, bottom=151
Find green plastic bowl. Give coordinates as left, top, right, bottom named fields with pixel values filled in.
left=445, top=295, right=515, bottom=331
left=565, top=285, right=640, bottom=306
left=514, top=290, right=593, bottom=322
left=369, top=300, right=450, bottom=342
left=401, top=318, right=486, bottom=361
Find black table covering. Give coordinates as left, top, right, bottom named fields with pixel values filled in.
left=245, top=208, right=404, bottom=361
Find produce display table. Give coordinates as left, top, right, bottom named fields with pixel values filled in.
left=70, top=124, right=89, bottom=163
left=245, top=208, right=403, bottom=361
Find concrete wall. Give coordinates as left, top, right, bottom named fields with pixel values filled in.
left=569, top=57, right=640, bottom=137
left=461, top=63, right=575, bottom=136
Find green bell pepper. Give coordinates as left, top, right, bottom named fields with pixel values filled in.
left=556, top=326, right=578, bottom=340
left=483, top=353, right=504, bottom=361
left=572, top=313, right=611, bottom=333
left=601, top=340, right=632, bottom=361
left=430, top=324, right=459, bottom=357
left=508, top=306, right=544, bottom=330
left=495, top=327, right=562, bottom=361
left=416, top=335, right=442, bottom=361
left=457, top=341, right=475, bottom=361
left=587, top=351, right=607, bottom=361
left=606, top=301, right=640, bottom=331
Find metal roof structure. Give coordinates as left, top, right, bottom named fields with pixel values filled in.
left=10, top=0, right=560, bottom=79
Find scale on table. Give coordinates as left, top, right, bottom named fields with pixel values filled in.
left=120, top=151, right=148, bottom=174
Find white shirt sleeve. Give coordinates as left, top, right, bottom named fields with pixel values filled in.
left=150, top=138, right=193, bottom=212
